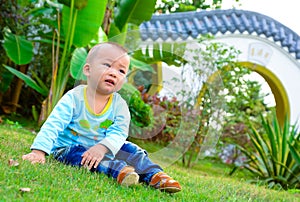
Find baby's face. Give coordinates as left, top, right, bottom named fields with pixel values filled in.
left=85, top=44, right=130, bottom=95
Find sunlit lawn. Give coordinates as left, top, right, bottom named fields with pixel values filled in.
left=0, top=121, right=299, bottom=201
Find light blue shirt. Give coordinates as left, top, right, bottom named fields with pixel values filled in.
left=31, top=85, right=130, bottom=158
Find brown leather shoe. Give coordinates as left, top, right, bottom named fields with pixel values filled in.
left=117, top=166, right=139, bottom=187
left=149, top=172, right=181, bottom=193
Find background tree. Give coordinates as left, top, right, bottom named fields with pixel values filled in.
left=181, top=39, right=272, bottom=167
left=0, top=0, right=37, bottom=115
left=130, top=37, right=273, bottom=168
left=155, top=0, right=242, bottom=13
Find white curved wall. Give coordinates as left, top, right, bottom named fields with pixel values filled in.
left=159, top=34, right=300, bottom=125
left=213, top=34, right=300, bottom=125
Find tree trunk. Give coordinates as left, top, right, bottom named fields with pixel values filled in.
left=10, top=64, right=28, bottom=112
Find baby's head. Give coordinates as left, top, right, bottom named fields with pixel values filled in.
left=86, top=42, right=128, bottom=64
left=83, top=42, right=130, bottom=94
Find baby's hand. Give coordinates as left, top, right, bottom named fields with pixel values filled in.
left=81, top=144, right=108, bottom=170
left=22, top=150, right=46, bottom=164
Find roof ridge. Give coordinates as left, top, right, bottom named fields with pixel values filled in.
left=139, top=9, right=300, bottom=60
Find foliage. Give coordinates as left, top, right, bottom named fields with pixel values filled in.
left=0, top=0, right=36, bottom=113
left=114, top=0, right=156, bottom=31
left=93, top=27, right=270, bottom=171
left=1, top=123, right=300, bottom=201
left=155, top=0, right=238, bottom=13
left=118, top=83, right=153, bottom=128
left=2, top=29, right=34, bottom=65
left=3, top=65, right=48, bottom=96
left=217, top=68, right=272, bottom=166
left=0, top=70, right=13, bottom=98
left=0, top=0, right=247, bottom=128
left=1, top=0, right=107, bottom=120
left=234, top=112, right=300, bottom=190
left=1, top=0, right=157, bottom=126
left=42, top=0, right=107, bottom=121
left=127, top=36, right=271, bottom=168
left=132, top=42, right=187, bottom=67
left=184, top=38, right=272, bottom=168
left=169, top=38, right=248, bottom=167
left=129, top=92, right=181, bottom=143
left=69, top=47, right=88, bottom=81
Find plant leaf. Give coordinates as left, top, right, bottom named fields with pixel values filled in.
left=262, top=115, right=279, bottom=175
left=132, top=42, right=187, bottom=66
left=8, top=159, right=19, bottom=167
left=250, top=125, right=273, bottom=176
left=3, top=30, right=34, bottom=65
left=279, top=115, right=290, bottom=175
left=129, top=57, right=155, bottom=72
left=70, top=48, right=87, bottom=80
left=114, top=0, right=156, bottom=31
left=289, top=140, right=300, bottom=165
left=0, top=69, right=14, bottom=92
left=3, top=65, right=48, bottom=96
left=62, top=0, right=107, bottom=47
left=236, top=112, right=300, bottom=189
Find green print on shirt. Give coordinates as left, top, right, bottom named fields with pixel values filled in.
left=79, top=119, right=91, bottom=129
left=100, top=119, right=113, bottom=129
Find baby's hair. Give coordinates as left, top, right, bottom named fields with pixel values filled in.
left=86, top=42, right=128, bottom=63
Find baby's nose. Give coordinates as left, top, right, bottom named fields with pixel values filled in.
left=107, top=67, right=118, bottom=77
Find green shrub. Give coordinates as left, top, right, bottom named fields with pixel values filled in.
left=118, top=83, right=153, bottom=128
left=235, top=113, right=300, bottom=189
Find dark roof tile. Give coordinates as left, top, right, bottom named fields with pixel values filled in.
left=140, top=9, right=300, bottom=60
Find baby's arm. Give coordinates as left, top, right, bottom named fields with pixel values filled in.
left=22, top=150, right=46, bottom=164
left=23, top=91, right=75, bottom=164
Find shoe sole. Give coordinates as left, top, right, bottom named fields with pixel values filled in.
left=120, top=172, right=139, bottom=187
left=160, top=187, right=181, bottom=193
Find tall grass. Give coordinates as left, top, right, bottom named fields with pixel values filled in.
left=0, top=122, right=299, bottom=201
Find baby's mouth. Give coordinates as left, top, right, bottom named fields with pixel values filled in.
left=105, top=79, right=115, bottom=85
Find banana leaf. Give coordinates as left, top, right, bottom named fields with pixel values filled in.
left=2, top=30, right=34, bottom=65
left=62, top=0, right=107, bottom=47
left=114, top=0, right=156, bottom=31
left=129, top=57, right=155, bottom=73
left=132, top=42, right=187, bottom=66
left=4, top=65, right=48, bottom=96
left=70, top=47, right=88, bottom=80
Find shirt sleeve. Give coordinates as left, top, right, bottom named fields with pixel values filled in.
left=99, top=95, right=130, bottom=157
left=30, top=92, right=74, bottom=155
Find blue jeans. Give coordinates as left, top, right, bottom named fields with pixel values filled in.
left=52, top=141, right=163, bottom=184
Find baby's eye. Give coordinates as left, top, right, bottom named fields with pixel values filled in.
left=103, top=63, right=111, bottom=68
left=119, top=69, right=126, bottom=74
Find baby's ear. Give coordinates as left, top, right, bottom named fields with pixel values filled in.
left=83, top=63, right=90, bottom=76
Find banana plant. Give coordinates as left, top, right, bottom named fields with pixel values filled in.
left=2, top=0, right=107, bottom=123
left=114, top=0, right=157, bottom=32
left=131, top=42, right=187, bottom=66
left=2, top=28, right=36, bottom=112
left=2, top=0, right=159, bottom=123
left=44, top=0, right=106, bottom=122
left=2, top=29, right=34, bottom=65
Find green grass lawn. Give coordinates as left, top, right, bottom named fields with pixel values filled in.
left=0, top=121, right=299, bottom=201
